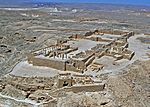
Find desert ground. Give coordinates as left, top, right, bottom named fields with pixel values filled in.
left=0, top=3, right=150, bottom=107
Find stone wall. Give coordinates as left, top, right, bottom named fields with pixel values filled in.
left=95, top=51, right=106, bottom=58
left=94, top=29, right=126, bottom=35
left=123, top=50, right=135, bottom=60
left=123, top=32, right=134, bottom=38
left=69, top=30, right=134, bottom=42
left=70, top=84, right=105, bottom=93
left=69, top=34, right=84, bottom=39
left=39, top=100, right=57, bottom=107
left=94, top=30, right=135, bottom=37
left=28, top=54, right=85, bottom=73
left=85, top=56, right=95, bottom=67
left=84, top=31, right=94, bottom=37
left=28, top=55, right=66, bottom=71
left=57, top=78, right=74, bottom=88
left=66, top=64, right=81, bottom=73
left=86, top=37, right=112, bottom=42
left=73, top=60, right=86, bottom=70
left=63, top=47, right=78, bottom=54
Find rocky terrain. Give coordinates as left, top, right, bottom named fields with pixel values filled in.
left=107, top=60, right=150, bottom=107
left=0, top=3, right=150, bottom=107
left=56, top=60, right=150, bottom=107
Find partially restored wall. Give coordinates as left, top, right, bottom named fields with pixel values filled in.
left=28, top=54, right=85, bottom=73
left=28, top=56, right=66, bottom=71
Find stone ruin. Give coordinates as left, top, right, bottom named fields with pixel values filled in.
left=27, top=29, right=135, bottom=73
left=0, top=73, right=105, bottom=106
left=0, top=29, right=136, bottom=106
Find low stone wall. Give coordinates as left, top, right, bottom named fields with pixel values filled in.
left=82, top=53, right=94, bottom=62
left=69, top=84, right=105, bottom=93
left=86, top=37, right=112, bottom=43
left=95, top=51, right=106, bottom=58
left=85, top=56, right=95, bottom=67
left=123, top=51, right=135, bottom=60
left=69, top=34, right=84, bottom=39
left=63, top=47, right=78, bottom=54
left=95, top=29, right=126, bottom=35
left=144, top=33, right=150, bottom=36
left=84, top=31, right=94, bottom=37
left=39, top=100, right=57, bottom=107
left=123, top=32, right=134, bottom=38
left=69, top=30, right=134, bottom=42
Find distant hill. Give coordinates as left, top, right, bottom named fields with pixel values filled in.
left=0, top=1, right=149, bottom=12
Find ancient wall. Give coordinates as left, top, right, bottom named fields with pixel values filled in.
left=81, top=53, right=94, bottom=63
left=123, top=51, right=135, bottom=60
left=86, top=37, right=112, bottom=43
left=97, top=30, right=124, bottom=35
left=39, top=100, right=57, bottom=107
left=57, top=39, right=67, bottom=45
left=42, top=102, right=57, bottom=107
left=66, top=64, right=81, bottom=73
left=94, top=29, right=135, bottom=37
left=111, top=41, right=126, bottom=47
left=84, top=31, right=94, bottom=37
left=73, top=60, right=86, bottom=70
left=28, top=54, right=89, bottom=73
left=114, top=54, right=124, bottom=60
left=85, top=56, right=95, bottom=67
left=70, top=84, right=105, bottom=93
left=63, top=47, right=78, bottom=54
left=95, top=51, right=105, bottom=58
left=123, top=32, right=134, bottom=38
left=69, top=30, right=134, bottom=42
left=144, top=33, right=150, bottom=36
left=69, top=34, right=84, bottom=39
left=28, top=54, right=86, bottom=73
left=28, top=55, right=66, bottom=71
left=27, top=29, right=135, bottom=74
left=57, top=78, right=73, bottom=88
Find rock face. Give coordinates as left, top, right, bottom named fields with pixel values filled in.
left=107, top=60, right=150, bottom=107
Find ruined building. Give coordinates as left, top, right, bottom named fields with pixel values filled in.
left=27, top=29, right=135, bottom=73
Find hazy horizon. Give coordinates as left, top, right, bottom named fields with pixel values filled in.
left=0, top=0, right=150, bottom=7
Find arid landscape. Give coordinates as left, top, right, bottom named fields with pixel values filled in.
left=0, top=3, right=150, bottom=107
